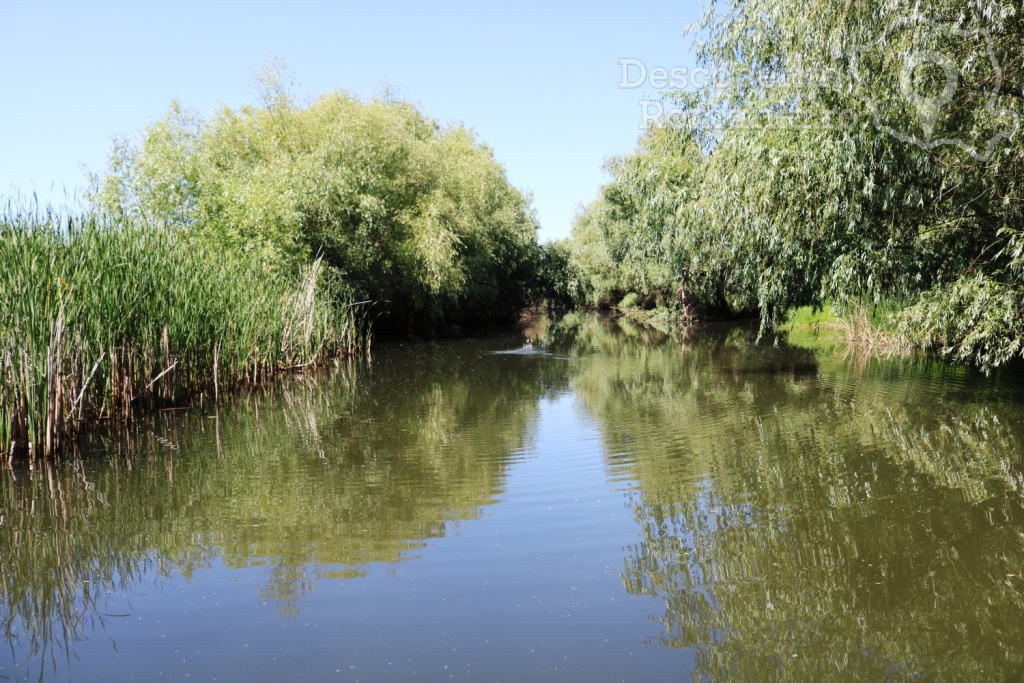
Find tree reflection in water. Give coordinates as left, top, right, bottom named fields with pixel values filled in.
left=0, top=340, right=571, bottom=677
left=3, top=317, right=1024, bottom=681
left=554, top=314, right=1024, bottom=681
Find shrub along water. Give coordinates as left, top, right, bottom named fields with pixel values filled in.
left=0, top=204, right=366, bottom=461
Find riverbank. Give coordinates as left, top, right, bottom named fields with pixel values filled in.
left=0, top=208, right=367, bottom=462
left=780, top=305, right=915, bottom=358
left=606, top=301, right=921, bottom=363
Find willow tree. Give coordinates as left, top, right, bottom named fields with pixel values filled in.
left=573, top=0, right=1024, bottom=368
left=571, top=121, right=709, bottom=312
left=91, top=68, right=542, bottom=333
left=689, top=0, right=1024, bottom=364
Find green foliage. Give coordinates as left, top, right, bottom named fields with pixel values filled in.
left=91, top=70, right=542, bottom=332
left=546, top=314, right=1024, bottom=680
left=570, top=123, right=710, bottom=312
left=567, top=198, right=621, bottom=306
left=0, top=204, right=361, bottom=459
left=618, top=292, right=641, bottom=310
left=897, top=273, right=1024, bottom=368
left=570, top=0, right=1024, bottom=370
left=528, top=239, right=585, bottom=314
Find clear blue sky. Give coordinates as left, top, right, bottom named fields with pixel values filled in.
left=0, top=1, right=702, bottom=242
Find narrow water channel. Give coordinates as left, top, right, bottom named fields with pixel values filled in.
left=3, top=314, right=1024, bottom=681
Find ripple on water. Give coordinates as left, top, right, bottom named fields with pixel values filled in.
left=7, top=324, right=1024, bottom=683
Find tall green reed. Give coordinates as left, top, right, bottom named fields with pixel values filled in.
left=0, top=204, right=368, bottom=460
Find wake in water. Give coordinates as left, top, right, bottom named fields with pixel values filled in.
left=492, top=341, right=568, bottom=358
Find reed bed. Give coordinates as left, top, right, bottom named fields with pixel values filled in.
left=0, top=205, right=368, bottom=460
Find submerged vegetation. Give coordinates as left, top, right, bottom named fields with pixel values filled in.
left=569, top=0, right=1024, bottom=371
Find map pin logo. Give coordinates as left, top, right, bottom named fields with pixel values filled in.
left=900, top=50, right=958, bottom=140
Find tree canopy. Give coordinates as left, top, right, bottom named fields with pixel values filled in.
left=92, top=69, right=544, bottom=333
left=570, top=0, right=1024, bottom=370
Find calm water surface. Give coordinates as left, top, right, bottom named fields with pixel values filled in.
left=3, top=315, right=1024, bottom=681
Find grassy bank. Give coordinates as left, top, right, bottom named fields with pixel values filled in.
left=0, top=205, right=368, bottom=461
left=783, top=305, right=915, bottom=360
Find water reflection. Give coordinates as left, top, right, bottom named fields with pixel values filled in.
left=0, top=459, right=156, bottom=673
left=555, top=313, right=1024, bottom=680
left=3, top=317, right=1024, bottom=681
left=0, top=339, right=571, bottom=676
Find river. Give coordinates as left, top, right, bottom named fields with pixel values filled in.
left=3, top=314, right=1024, bottom=681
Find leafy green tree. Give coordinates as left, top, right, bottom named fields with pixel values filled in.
left=571, top=122, right=709, bottom=312
left=571, top=0, right=1024, bottom=369
left=91, top=66, right=542, bottom=333
left=690, top=0, right=1023, bottom=340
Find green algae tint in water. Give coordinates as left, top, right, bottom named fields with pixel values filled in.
left=3, top=315, right=1024, bottom=682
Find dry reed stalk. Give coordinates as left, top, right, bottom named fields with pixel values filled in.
left=835, top=306, right=914, bottom=361
left=1, top=211, right=367, bottom=462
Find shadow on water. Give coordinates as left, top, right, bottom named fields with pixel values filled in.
left=4, top=315, right=1024, bottom=681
